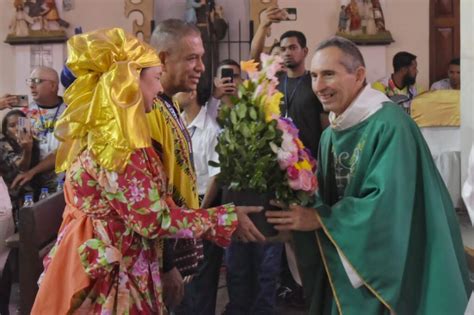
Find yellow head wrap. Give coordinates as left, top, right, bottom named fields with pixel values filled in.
left=54, top=28, right=161, bottom=173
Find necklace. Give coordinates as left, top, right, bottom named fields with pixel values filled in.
left=36, top=101, right=62, bottom=136
left=283, top=72, right=306, bottom=117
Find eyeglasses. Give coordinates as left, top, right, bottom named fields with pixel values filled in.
left=25, top=78, right=54, bottom=85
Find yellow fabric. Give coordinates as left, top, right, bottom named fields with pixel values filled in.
left=411, top=90, right=460, bottom=127
left=54, top=28, right=161, bottom=173
left=371, top=81, right=387, bottom=93
left=147, top=98, right=199, bottom=208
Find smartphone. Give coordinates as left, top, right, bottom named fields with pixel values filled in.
left=18, top=117, right=26, bottom=128
left=283, top=8, right=297, bottom=21
left=13, top=95, right=28, bottom=107
left=17, top=116, right=28, bottom=137
left=221, top=67, right=234, bottom=83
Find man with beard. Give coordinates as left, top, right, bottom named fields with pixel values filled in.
left=372, top=51, right=424, bottom=113
left=278, top=30, right=328, bottom=159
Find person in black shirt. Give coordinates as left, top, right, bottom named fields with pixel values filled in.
left=278, top=30, right=329, bottom=158
left=276, top=30, right=329, bottom=308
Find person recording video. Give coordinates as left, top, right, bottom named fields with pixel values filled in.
left=207, top=59, right=243, bottom=120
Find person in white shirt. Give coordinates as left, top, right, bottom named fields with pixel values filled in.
left=430, top=57, right=460, bottom=90
left=176, top=89, right=220, bottom=203
left=175, top=88, right=223, bottom=314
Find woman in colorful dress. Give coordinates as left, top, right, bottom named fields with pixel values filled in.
left=31, top=28, right=259, bottom=315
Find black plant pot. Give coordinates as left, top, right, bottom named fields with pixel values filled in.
left=222, top=188, right=279, bottom=237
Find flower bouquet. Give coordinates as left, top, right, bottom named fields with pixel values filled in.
left=211, top=54, right=318, bottom=236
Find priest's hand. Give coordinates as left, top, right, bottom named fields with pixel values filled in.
left=234, top=206, right=266, bottom=242
left=266, top=204, right=321, bottom=231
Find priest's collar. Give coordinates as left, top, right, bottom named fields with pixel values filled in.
left=329, top=85, right=391, bottom=131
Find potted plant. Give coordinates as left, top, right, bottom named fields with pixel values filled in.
left=210, top=54, right=318, bottom=237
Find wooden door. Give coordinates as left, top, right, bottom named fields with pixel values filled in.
left=429, top=0, right=460, bottom=85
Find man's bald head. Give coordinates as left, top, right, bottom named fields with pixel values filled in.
left=28, top=66, right=60, bottom=106
left=31, top=66, right=59, bottom=83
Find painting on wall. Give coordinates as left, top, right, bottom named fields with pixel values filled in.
left=5, top=0, right=69, bottom=45
left=336, top=0, right=393, bottom=45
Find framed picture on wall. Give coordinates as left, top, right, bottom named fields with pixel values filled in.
left=336, top=0, right=393, bottom=45
left=5, top=0, right=69, bottom=45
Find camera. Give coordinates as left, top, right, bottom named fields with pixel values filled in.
left=283, top=8, right=297, bottom=21
left=221, top=67, right=234, bottom=83
left=13, top=95, right=28, bottom=107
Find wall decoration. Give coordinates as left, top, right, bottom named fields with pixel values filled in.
left=124, top=0, right=154, bottom=43
left=5, top=0, right=69, bottom=45
left=336, top=0, right=393, bottom=45
left=184, top=0, right=206, bottom=24
left=63, top=0, right=74, bottom=12
left=30, top=45, right=53, bottom=71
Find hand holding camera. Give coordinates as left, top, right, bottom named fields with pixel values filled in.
left=0, top=94, right=25, bottom=110
left=260, top=6, right=297, bottom=28
left=213, top=68, right=237, bottom=99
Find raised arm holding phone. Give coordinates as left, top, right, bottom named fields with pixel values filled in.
left=0, top=94, right=27, bottom=110
left=207, top=59, right=243, bottom=120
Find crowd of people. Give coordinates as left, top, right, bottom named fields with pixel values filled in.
left=0, top=4, right=471, bottom=315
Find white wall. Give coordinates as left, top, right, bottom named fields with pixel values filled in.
left=461, top=0, right=474, bottom=182
left=155, top=0, right=251, bottom=65
left=262, top=0, right=429, bottom=88
left=0, top=3, right=18, bottom=94
left=0, top=0, right=133, bottom=95
left=0, top=0, right=432, bottom=95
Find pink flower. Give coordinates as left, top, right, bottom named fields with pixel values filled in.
left=260, top=53, right=283, bottom=79
left=287, top=165, right=299, bottom=180
left=277, top=149, right=298, bottom=169
left=299, top=169, right=315, bottom=191
left=288, top=169, right=315, bottom=192
left=276, top=117, right=299, bottom=138
left=281, top=133, right=297, bottom=154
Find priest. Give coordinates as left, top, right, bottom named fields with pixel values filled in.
left=267, top=36, right=471, bottom=315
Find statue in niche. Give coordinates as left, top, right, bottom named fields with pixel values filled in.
left=371, top=0, right=386, bottom=32
left=40, top=0, right=70, bottom=30
left=24, top=0, right=69, bottom=31
left=209, top=1, right=228, bottom=40
left=9, top=0, right=35, bottom=37
left=5, top=0, right=68, bottom=45
left=184, top=0, right=206, bottom=24
left=336, top=0, right=393, bottom=45
left=338, top=5, right=349, bottom=33
left=346, top=0, right=362, bottom=34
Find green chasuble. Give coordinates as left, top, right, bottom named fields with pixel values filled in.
left=294, top=103, right=470, bottom=315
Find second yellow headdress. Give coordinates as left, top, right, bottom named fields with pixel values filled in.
left=55, top=28, right=161, bottom=173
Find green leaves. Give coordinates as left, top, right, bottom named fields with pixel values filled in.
left=213, top=97, right=283, bottom=194
left=249, top=107, right=258, bottom=120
